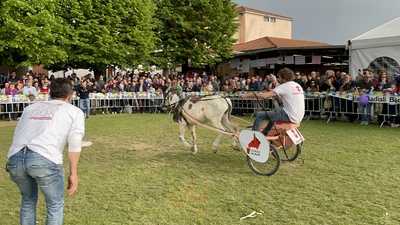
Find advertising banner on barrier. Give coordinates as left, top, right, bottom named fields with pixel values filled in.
left=326, top=92, right=400, bottom=104
left=0, top=92, right=164, bottom=103
left=365, top=95, right=400, bottom=104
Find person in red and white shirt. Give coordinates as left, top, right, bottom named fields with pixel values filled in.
left=40, top=82, right=50, bottom=94
left=242, top=68, right=305, bottom=134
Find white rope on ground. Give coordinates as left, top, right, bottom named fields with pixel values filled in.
left=240, top=210, right=264, bottom=221
left=82, top=141, right=93, bottom=148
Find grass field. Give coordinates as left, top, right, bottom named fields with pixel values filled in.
left=0, top=114, right=400, bottom=225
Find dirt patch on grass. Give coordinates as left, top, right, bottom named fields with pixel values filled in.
left=133, top=142, right=155, bottom=151
left=89, top=136, right=160, bottom=156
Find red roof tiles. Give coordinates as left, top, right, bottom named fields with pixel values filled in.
left=234, top=36, right=329, bottom=52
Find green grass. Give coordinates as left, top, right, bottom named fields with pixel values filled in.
left=1, top=114, right=400, bottom=225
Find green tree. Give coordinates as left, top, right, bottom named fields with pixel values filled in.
left=51, top=0, right=156, bottom=73
left=155, top=0, right=238, bottom=69
left=0, top=0, right=68, bottom=67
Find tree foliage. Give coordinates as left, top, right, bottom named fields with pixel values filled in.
left=156, top=0, right=238, bottom=68
left=0, top=0, right=238, bottom=71
left=0, top=0, right=68, bottom=67
left=53, top=0, right=156, bottom=71
left=0, top=0, right=156, bottom=71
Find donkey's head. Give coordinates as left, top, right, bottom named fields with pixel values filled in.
left=164, top=90, right=181, bottom=110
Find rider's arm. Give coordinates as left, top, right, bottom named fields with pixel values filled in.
left=241, top=91, right=277, bottom=99
left=258, top=91, right=277, bottom=99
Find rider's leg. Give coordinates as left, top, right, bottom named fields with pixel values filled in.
left=262, top=115, right=275, bottom=135
left=252, top=111, right=269, bottom=131
left=262, top=108, right=291, bottom=135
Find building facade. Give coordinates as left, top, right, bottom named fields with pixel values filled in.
left=234, top=6, right=293, bottom=44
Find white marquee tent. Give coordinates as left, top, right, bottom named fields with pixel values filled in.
left=349, top=17, right=400, bottom=77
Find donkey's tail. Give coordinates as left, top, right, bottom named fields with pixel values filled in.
left=222, top=98, right=238, bottom=133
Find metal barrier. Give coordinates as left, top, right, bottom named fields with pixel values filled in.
left=320, top=94, right=400, bottom=126
left=0, top=94, right=164, bottom=120
left=1, top=92, right=399, bottom=126
left=89, top=97, right=164, bottom=114
left=378, top=103, right=400, bottom=127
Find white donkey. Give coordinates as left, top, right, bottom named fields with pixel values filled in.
left=165, top=92, right=238, bottom=154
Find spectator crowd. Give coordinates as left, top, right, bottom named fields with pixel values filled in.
left=1, top=68, right=400, bottom=125
left=1, top=68, right=400, bottom=98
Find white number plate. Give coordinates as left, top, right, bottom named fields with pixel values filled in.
left=239, top=130, right=270, bottom=163
left=286, top=128, right=305, bottom=145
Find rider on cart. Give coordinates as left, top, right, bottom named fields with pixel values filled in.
left=241, top=68, right=305, bottom=135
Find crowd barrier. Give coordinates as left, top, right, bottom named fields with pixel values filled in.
left=1, top=92, right=399, bottom=127
left=0, top=93, right=164, bottom=120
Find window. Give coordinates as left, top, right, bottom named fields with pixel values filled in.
left=264, top=16, right=276, bottom=23
left=369, top=57, right=400, bottom=77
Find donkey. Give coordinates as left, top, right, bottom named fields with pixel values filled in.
left=165, top=92, right=238, bottom=154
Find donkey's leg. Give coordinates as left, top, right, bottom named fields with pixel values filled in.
left=212, top=134, right=223, bottom=153
left=179, top=120, right=191, bottom=148
left=189, top=125, right=198, bottom=154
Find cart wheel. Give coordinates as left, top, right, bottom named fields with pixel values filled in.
left=281, top=142, right=303, bottom=162
left=247, top=145, right=280, bottom=176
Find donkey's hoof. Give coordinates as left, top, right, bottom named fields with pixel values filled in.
left=212, top=146, right=218, bottom=154
left=191, top=146, right=198, bottom=154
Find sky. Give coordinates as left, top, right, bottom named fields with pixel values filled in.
left=234, top=0, right=400, bottom=44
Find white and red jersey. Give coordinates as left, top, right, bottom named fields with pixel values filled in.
left=273, top=81, right=305, bottom=124
left=8, top=100, right=85, bottom=164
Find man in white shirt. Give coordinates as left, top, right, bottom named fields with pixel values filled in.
left=6, top=78, right=85, bottom=225
left=243, top=68, right=305, bottom=134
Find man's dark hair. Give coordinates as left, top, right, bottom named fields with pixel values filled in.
left=277, top=68, right=295, bottom=82
left=50, top=78, right=73, bottom=99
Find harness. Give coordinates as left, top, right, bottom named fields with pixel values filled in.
left=171, top=98, right=187, bottom=123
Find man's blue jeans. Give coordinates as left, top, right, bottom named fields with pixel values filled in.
left=79, top=98, right=90, bottom=117
left=6, top=148, right=64, bottom=225
left=253, top=108, right=290, bottom=134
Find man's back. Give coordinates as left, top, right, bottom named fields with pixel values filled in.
left=273, top=81, right=305, bottom=124
left=8, top=100, right=84, bottom=164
